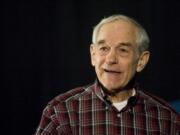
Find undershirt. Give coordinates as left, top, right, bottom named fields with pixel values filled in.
left=112, top=89, right=135, bottom=111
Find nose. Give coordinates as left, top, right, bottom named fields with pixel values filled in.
left=106, top=49, right=118, bottom=65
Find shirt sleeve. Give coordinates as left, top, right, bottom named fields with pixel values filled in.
left=175, top=114, right=180, bottom=135
left=34, top=105, right=63, bottom=135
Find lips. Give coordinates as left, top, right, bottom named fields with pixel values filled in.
left=104, top=69, right=121, bottom=74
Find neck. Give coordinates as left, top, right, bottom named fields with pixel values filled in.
left=108, top=89, right=134, bottom=103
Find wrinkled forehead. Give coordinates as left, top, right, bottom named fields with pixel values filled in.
left=96, top=20, right=139, bottom=46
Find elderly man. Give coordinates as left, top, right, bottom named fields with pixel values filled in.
left=35, top=14, right=180, bottom=135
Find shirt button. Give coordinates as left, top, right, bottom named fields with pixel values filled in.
left=128, top=109, right=132, bottom=112
left=117, top=114, right=121, bottom=118
left=105, top=106, right=108, bottom=110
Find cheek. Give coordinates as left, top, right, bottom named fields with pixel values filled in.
left=129, top=62, right=138, bottom=77
left=94, top=55, right=105, bottom=66
left=124, top=60, right=138, bottom=76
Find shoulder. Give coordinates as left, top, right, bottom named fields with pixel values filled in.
left=137, top=90, right=180, bottom=116
left=40, top=83, right=96, bottom=121
left=47, top=83, right=95, bottom=108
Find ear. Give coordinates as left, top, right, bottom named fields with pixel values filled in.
left=90, top=44, right=96, bottom=66
left=136, top=51, right=150, bottom=72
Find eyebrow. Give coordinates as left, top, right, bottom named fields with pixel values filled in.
left=96, top=40, right=133, bottom=47
left=96, top=40, right=105, bottom=45
left=118, top=42, right=133, bottom=47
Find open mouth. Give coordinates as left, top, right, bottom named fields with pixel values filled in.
left=104, top=69, right=121, bottom=74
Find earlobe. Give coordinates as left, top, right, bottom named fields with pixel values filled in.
left=136, top=51, right=150, bottom=72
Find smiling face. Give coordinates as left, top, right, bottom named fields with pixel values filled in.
left=90, top=20, right=149, bottom=93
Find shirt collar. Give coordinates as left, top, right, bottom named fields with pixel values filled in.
left=93, top=79, right=139, bottom=109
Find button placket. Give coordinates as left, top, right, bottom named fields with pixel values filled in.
left=105, top=106, right=109, bottom=110
left=117, top=113, right=121, bottom=118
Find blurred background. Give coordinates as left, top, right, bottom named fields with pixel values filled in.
left=2, top=0, right=180, bottom=134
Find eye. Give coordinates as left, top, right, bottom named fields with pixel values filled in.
left=118, top=47, right=131, bottom=56
left=97, top=46, right=109, bottom=55
left=119, top=47, right=129, bottom=53
left=99, top=46, right=109, bottom=51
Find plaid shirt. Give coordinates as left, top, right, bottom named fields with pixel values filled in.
left=35, top=81, right=180, bottom=135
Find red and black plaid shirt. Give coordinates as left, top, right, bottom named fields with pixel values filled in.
left=35, top=81, right=180, bottom=135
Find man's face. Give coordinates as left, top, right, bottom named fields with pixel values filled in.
left=90, top=20, right=149, bottom=93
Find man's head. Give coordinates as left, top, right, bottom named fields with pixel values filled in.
left=90, top=14, right=150, bottom=94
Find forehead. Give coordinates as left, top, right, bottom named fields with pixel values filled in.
left=97, top=20, right=138, bottom=45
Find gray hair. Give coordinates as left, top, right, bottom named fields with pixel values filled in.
left=92, top=14, right=150, bottom=53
